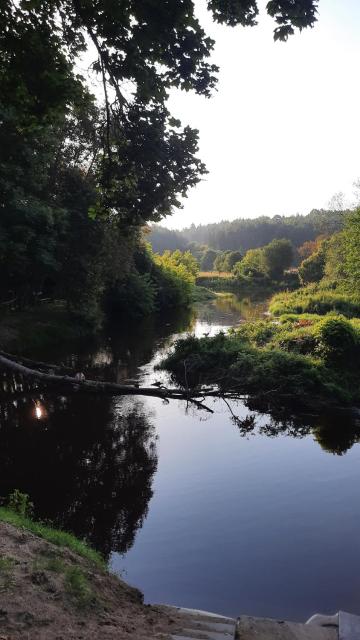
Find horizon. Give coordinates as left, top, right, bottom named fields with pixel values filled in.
left=162, top=0, right=360, bottom=230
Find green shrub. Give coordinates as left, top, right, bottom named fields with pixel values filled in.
left=192, top=286, right=216, bottom=302
left=275, top=327, right=317, bottom=355
left=299, top=249, right=325, bottom=284
left=152, top=262, right=193, bottom=308
left=8, top=489, right=33, bottom=518
left=234, top=320, right=278, bottom=346
left=315, top=316, right=358, bottom=361
left=65, top=567, right=96, bottom=609
left=106, top=272, right=156, bottom=318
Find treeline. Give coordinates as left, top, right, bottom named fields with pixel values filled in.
left=148, top=210, right=346, bottom=255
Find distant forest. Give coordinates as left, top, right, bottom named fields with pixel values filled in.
left=148, top=210, right=346, bottom=255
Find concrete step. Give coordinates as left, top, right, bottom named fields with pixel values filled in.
left=158, top=605, right=237, bottom=640
left=236, top=615, right=337, bottom=640
left=339, top=610, right=360, bottom=640
left=157, top=605, right=360, bottom=639
left=307, top=609, right=360, bottom=639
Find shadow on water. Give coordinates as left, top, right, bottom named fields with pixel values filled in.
left=0, top=383, right=158, bottom=558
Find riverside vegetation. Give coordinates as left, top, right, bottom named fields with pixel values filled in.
left=161, top=210, right=360, bottom=411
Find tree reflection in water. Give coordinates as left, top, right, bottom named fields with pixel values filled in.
left=0, top=373, right=157, bottom=559
left=228, top=397, right=360, bottom=456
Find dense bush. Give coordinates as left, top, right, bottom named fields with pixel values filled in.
left=314, top=316, right=358, bottom=362
left=200, top=248, right=219, bottom=271
left=161, top=332, right=336, bottom=403
left=263, top=238, right=293, bottom=279
left=233, top=248, right=269, bottom=279
left=299, top=248, right=325, bottom=284
left=232, top=239, right=294, bottom=283
left=105, top=272, right=157, bottom=319
left=104, top=245, right=197, bottom=319
left=152, top=261, right=194, bottom=308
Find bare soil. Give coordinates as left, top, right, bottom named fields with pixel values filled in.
left=0, top=522, right=180, bottom=639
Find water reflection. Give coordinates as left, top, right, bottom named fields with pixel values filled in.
left=0, top=378, right=157, bottom=558
left=241, top=409, right=360, bottom=455
left=194, top=294, right=267, bottom=330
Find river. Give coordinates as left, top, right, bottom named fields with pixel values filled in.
left=1, top=294, right=360, bottom=622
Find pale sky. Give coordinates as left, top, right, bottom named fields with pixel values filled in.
left=163, top=0, right=360, bottom=229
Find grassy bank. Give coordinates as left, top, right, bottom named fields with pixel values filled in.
left=270, top=285, right=360, bottom=317
left=0, top=507, right=104, bottom=569
left=196, top=272, right=299, bottom=297
left=161, top=310, right=360, bottom=408
left=191, top=285, right=217, bottom=302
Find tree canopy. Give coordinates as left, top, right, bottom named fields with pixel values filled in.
left=1, top=0, right=319, bottom=223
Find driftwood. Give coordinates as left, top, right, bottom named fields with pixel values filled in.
left=0, top=352, right=230, bottom=412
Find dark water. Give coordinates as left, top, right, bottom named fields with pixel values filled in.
left=1, top=296, right=360, bottom=621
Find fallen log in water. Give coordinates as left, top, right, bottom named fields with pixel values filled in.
left=0, top=352, right=231, bottom=412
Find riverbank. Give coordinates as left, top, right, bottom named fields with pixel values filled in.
left=0, top=510, right=181, bottom=640
left=161, top=290, right=360, bottom=410
left=196, top=271, right=299, bottom=296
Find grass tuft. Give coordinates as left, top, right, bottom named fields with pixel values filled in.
left=64, top=566, right=97, bottom=610
left=0, top=555, right=15, bottom=591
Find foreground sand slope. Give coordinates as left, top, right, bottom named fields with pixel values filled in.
left=0, top=521, right=178, bottom=640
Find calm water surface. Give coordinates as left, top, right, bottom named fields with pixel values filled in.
left=1, top=295, right=360, bottom=621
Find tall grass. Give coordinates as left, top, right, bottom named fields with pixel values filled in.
left=269, top=285, right=360, bottom=317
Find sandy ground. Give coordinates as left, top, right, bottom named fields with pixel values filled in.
left=0, top=521, right=181, bottom=640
